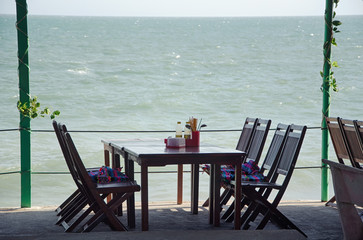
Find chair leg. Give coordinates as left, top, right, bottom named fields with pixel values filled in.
left=202, top=198, right=209, bottom=207
left=220, top=188, right=233, bottom=209
left=225, top=196, right=251, bottom=223
left=56, top=196, right=88, bottom=225
left=255, top=209, right=272, bottom=230
left=325, top=195, right=336, bottom=206
left=65, top=202, right=96, bottom=232
left=81, top=192, right=132, bottom=232
left=127, top=193, right=136, bottom=228
left=221, top=199, right=235, bottom=220
left=56, top=189, right=81, bottom=215
left=56, top=192, right=84, bottom=219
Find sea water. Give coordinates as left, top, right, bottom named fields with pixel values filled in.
left=0, top=15, right=362, bottom=207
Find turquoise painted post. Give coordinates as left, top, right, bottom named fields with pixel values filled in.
left=321, top=0, right=334, bottom=202
left=16, top=0, right=31, bottom=208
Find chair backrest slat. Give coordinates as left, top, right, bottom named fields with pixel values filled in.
left=53, top=121, right=85, bottom=193
left=325, top=117, right=351, bottom=164
left=260, top=123, right=290, bottom=178
left=269, top=124, right=306, bottom=205
left=63, top=130, right=99, bottom=204
left=236, top=117, right=258, bottom=152
left=276, top=124, right=306, bottom=176
left=340, top=119, right=362, bottom=167
left=354, top=120, right=363, bottom=160
left=246, top=118, right=271, bottom=165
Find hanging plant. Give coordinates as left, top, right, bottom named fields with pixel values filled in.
left=17, top=95, right=60, bottom=119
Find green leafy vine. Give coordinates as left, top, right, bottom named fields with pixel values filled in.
left=321, top=0, right=342, bottom=92
left=17, top=95, right=60, bottom=120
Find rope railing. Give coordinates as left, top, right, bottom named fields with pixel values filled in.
left=0, top=166, right=324, bottom=176
left=0, top=126, right=324, bottom=133
left=0, top=126, right=325, bottom=176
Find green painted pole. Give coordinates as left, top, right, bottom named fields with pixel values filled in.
left=16, top=0, right=31, bottom=208
left=321, top=0, right=334, bottom=202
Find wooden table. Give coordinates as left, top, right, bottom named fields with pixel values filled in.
left=102, top=139, right=245, bottom=231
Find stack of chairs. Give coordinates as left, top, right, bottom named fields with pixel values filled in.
left=323, top=117, right=363, bottom=239
left=221, top=123, right=307, bottom=237
left=201, top=117, right=271, bottom=208
left=53, top=121, right=140, bottom=232
left=325, top=117, right=363, bottom=206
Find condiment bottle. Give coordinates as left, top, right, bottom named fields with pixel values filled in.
left=175, top=121, right=183, bottom=138
left=184, top=122, right=191, bottom=139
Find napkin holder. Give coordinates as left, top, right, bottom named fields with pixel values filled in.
left=164, top=137, right=186, bottom=148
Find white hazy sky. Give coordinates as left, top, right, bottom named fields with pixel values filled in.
left=1, top=0, right=363, bottom=17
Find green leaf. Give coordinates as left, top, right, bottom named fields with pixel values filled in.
left=53, top=110, right=60, bottom=116
left=320, top=71, right=324, bottom=77
left=333, top=0, right=339, bottom=8
left=31, top=112, right=38, bottom=119
left=331, top=38, right=337, bottom=46
left=332, top=20, right=342, bottom=26
left=332, top=61, right=339, bottom=68
left=43, top=108, right=50, bottom=115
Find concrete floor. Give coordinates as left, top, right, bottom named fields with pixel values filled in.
left=0, top=201, right=343, bottom=240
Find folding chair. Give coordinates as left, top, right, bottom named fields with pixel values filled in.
left=325, top=117, right=361, bottom=205
left=354, top=120, right=363, bottom=157
left=201, top=117, right=258, bottom=207
left=340, top=118, right=363, bottom=167
left=53, top=121, right=96, bottom=223
left=218, top=118, right=271, bottom=210
left=323, top=159, right=363, bottom=240
left=222, top=123, right=289, bottom=222
left=325, top=117, right=355, bottom=166
left=56, top=122, right=140, bottom=232
left=237, top=124, right=307, bottom=237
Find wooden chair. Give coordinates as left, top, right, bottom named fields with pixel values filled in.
left=222, top=123, right=290, bottom=222
left=354, top=120, right=363, bottom=157
left=218, top=118, right=271, bottom=210
left=323, top=159, right=363, bottom=240
left=55, top=122, right=140, bottom=232
left=243, top=119, right=272, bottom=165
left=325, top=117, right=355, bottom=166
left=236, top=117, right=259, bottom=152
left=325, top=117, right=361, bottom=205
left=202, top=117, right=258, bottom=207
left=52, top=120, right=93, bottom=224
left=340, top=118, right=362, bottom=167
left=237, top=124, right=307, bottom=237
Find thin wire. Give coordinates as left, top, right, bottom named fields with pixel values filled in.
left=0, top=126, right=325, bottom=133
left=0, top=166, right=323, bottom=176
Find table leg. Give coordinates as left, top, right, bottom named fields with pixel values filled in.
left=213, top=163, right=221, bottom=227
left=104, top=147, right=111, bottom=203
left=125, top=153, right=136, bottom=228
left=177, top=164, right=183, bottom=205
left=209, top=164, right=215, bottom=224
left=234, top=158, right=242, bottom=230
left=191, top=163, right=199, bottom=214
left=111, top=151, right=122, bottom=216
left=141, top=163, right=149, bottom=231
